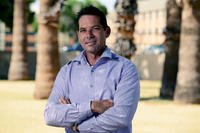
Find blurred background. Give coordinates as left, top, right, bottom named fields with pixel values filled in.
left=0, top=0, right=200, bottom=133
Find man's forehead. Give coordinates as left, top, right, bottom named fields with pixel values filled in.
left=79, top=15, right=100, bottom=22
left=78, top=15, right=101, bottom=27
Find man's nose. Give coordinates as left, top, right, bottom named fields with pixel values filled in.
left=86, top=29, right=94, bottom=38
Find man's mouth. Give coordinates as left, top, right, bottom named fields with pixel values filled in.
left=85, top=40, right=96, bottom=45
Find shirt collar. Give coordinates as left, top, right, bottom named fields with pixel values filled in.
left=71, top=47, right=116, bottom=65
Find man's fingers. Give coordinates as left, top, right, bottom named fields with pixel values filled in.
left=59, top=97, right=71, bottom=104
left=59, top=97, right=66, bottom=104
left=66, top=99, right=71, bottom=104
left=91, top=99, right=114, bottom=114
left=102, top=99, right=114, bottom=107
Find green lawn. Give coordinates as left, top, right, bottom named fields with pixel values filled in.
left=0, top=80, right=200, bottom=133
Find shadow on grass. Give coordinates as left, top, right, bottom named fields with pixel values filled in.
left=140, top=96, right=173, bottom=101
left=140, top=96, right=160, bottom=101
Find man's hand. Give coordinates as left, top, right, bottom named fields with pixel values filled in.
left=91, top=99, right=114, bottom=114
left=59, top=97, right=71, bottom=104
left=59, top=98, right=114, bottom=114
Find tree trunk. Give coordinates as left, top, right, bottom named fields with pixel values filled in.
left=114, top=0, right=137, bottom=59
left=8, top=0, right=29, bottom=80
left=160, top=0, right=182, bottom=99
left=34, top=0, right=60, bottom=99
left=174, top=0, right=200, bottom=103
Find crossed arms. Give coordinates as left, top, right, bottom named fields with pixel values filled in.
left=44, top=64, right=140, bottom=132
left=58, top=97, right=114, bottom=131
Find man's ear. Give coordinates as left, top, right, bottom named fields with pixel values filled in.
left=105, top=26, right=111, bottom=38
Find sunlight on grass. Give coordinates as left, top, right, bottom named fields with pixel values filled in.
left=0, top=80, right=200, bottom=133
left=0, top=81, right=63, bottom=133
left=133, top=80, right=200, bottom=133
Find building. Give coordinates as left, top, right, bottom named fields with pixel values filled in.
left=106, top=0, right=167, bottom=80
left=107, top=0, right=167, bottom=51
left=134, top=0, right=167, bottom=49
left=0, top=23, right=36, bottom=79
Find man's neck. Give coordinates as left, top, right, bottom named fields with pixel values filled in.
left=84, top=47, right=106, bottom=66
left=85, top=52, right=101, bottom=66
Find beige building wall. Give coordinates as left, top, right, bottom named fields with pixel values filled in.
left=135, top=0, right=167, bottom=50
left=135, top=9, right=166, bottom=45
left=106, top=0, right=167, bottom=51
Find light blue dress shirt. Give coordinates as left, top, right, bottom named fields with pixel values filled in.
left=44, top=47, right=140, bottom=133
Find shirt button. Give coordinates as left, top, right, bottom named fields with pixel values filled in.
left=90, top=85, right=93, bottom=88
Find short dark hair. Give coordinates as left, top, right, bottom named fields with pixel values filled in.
left=76, top=6, right=108, bottom=29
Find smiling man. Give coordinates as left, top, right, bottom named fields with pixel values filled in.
left=44, top=6, right=140, bottom=133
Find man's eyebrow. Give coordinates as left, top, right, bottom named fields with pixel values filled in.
left=79, top=25, right=102, bottom=29
left=92, top=25, right=102, bottom=27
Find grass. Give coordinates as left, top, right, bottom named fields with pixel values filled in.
left=0, top=80, right=200, bottom=133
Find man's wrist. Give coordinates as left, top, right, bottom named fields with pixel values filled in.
left=90, top=101, right=95, bottom=113
left=90, top=101, right=99, bottom=116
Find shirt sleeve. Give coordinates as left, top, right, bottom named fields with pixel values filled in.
left=78, top=63, right=140, bottom=132
left=44, top=66, right=93, bottom=128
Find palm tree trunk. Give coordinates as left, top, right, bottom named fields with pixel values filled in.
left=114, top=0, right=137, bottom=59
left=174, top=0, right=200, bottom=103
left=34, top=0, right=60, bottom=99
left=8, top=0, right=29, bottom=80
left=160, top=0, right=182, bottom=99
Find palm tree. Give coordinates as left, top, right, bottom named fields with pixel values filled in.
left=174, top=0, right=200, bottom=103
left=114, top=0, right=137, bottom=59
left=34, top=0, right=61, bottom=99
left=160, top=0, right=182, bottom=99
left=8, top=0, right=29, bottom=80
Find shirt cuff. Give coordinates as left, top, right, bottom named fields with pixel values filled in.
left=78, top=102, right=93, bottom=122
left=78, top=116, right=95, bottom=132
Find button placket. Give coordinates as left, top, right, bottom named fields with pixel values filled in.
left=90, top=68, right=98, bottom=99
left=90, top=68, right=94, bottom=88
left=90, top=68, right=95, bottom=87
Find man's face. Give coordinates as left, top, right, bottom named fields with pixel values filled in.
left=77, top=15, right=110, bottom=55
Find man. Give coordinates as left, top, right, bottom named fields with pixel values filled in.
left=44, top=6, right=140, bottom=133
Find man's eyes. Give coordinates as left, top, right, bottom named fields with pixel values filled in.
left=79, top=26, right=102, bottom=33
left=79, top=29, right=86, bottom=32
left=93, top=26, right=101, bottom=30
